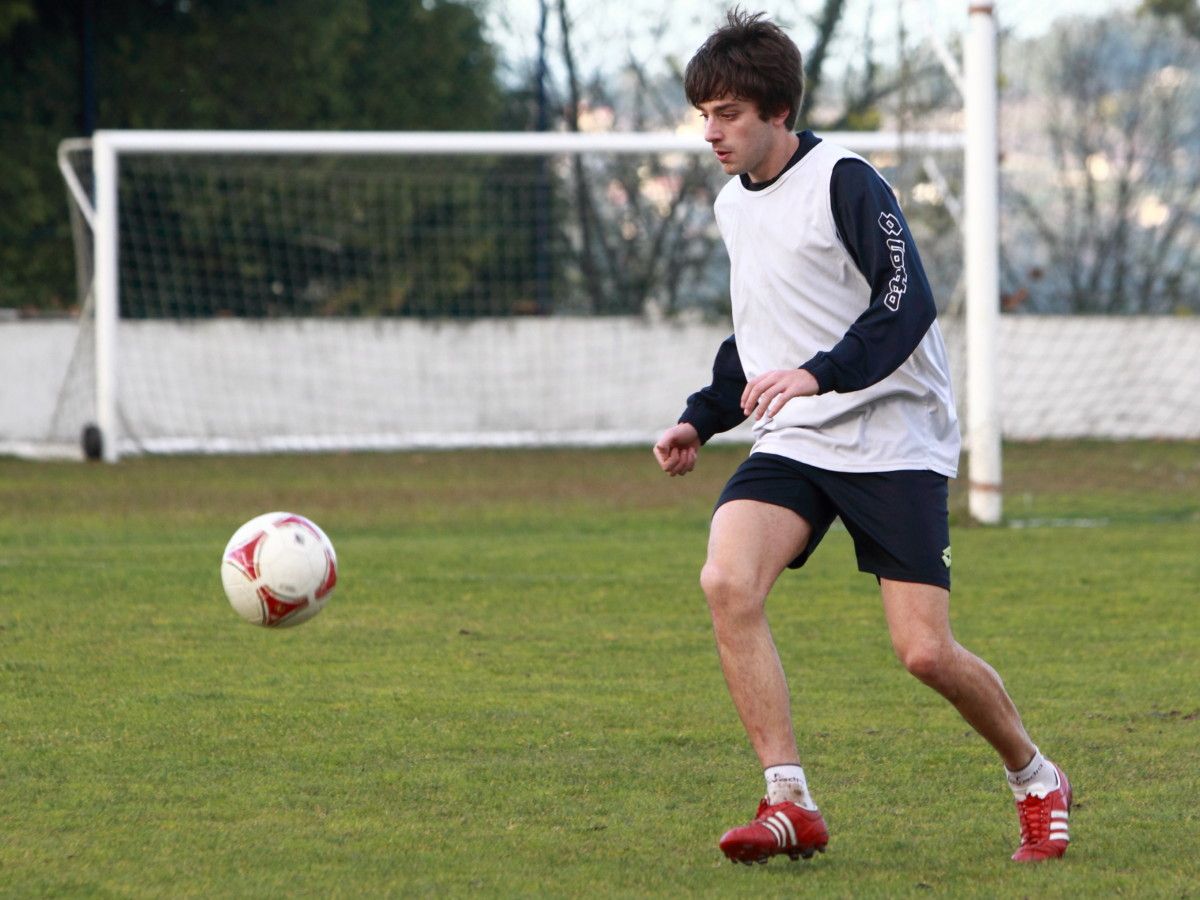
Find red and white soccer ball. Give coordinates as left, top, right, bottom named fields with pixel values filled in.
left=220, top=512, right=338, bottom=628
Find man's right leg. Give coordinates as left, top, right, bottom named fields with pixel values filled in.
left=700, top=499, right=828, bottom=863
left=700, top=499, right=811, bottom=768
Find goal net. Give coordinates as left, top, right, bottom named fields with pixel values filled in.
left=48, top=129, right=967, bottom=460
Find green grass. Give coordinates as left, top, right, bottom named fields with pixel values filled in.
left=1, top=444, right=1198, bottom=898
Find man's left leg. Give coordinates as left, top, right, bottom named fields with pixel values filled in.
left=880, top=579, right=1071, bottom=861
left=880, top=579, right=1033, bottom=765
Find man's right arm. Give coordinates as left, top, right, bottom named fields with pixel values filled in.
left=679, top=334, right=749, bottom=443
left=654, top=334, right=748, bottom=476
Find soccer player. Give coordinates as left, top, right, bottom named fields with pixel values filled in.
left=653, top=8, right=1071, bottom=865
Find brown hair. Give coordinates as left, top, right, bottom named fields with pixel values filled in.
left=683, top=7, right=805, bottom=129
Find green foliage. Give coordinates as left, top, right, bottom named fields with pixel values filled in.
left=115, top=154, right=552, bottom=318
left=1, top=443, right=1198, bottom=895
left=0, top=0, right=507, bottom=312
left=1140, top=0, right=1200, bottom=38
left=836, top=105, right=882, bottom=132
left=0, top=0, right=33, bottom=40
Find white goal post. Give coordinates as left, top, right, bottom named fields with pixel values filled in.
left=49, top=120, right=999, bottom=507
left=963, top=2, right=1002, bottom=524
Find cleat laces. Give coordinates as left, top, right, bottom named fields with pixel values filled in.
left=1015, top=792, right=1050, bottom=847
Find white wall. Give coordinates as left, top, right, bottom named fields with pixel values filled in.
left=3, top=315, right=1198, bottom=458
left=0, top=321, right=84, bottom=458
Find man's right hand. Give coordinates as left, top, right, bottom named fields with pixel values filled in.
left=653, top=423, right=701, bottom=476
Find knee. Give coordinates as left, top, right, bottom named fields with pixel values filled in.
left=896, top=639, right=957, bottom=688
left=699, top=562, right=764, bottom=622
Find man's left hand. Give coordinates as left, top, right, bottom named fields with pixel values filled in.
left=741, top=368, right=820, bottom=419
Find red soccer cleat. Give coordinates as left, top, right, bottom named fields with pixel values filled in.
left=1012, top=763, right=1072, bottom=862
left=718, top=798, right=829, bottom=865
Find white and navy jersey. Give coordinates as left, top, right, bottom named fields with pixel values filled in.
left=681, top=131, right=960, bottom=476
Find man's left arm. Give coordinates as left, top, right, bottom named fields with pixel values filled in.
left=742, top=159, right=938, bottom=419
left=800, top=158, right=938, bottom=393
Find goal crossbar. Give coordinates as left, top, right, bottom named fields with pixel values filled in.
left=90, top=128, right=965, bottom=159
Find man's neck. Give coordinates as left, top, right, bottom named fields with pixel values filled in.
left=748, top=131, right=801, bottom=184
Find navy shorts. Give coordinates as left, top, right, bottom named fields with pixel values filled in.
left=715, top=452, right=952, bottom=589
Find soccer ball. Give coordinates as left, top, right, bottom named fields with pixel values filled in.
left=220, top=512, right=338, bottom=627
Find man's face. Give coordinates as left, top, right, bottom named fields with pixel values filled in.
left=696, top=96, right=788, bottom=182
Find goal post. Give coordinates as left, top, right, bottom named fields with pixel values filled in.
left=59, top=127, right=971, bottom=467
left=92, top=134, right=119, bottom=464
left=964, top=1, right=1003, bottom=524
left=57, top=128, right=977, bottom=468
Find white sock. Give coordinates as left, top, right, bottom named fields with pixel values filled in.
left=765, top=764, right=818, bottom=810
left=1005, top=748, right=1059, bottom=799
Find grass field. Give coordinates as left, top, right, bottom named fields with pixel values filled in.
left=2, top=443, right=1198, bottom=897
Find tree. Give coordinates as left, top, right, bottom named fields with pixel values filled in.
left=0, top=0, right=507, bottom=313
left=0, top=0, right=33, bottom=40
left=541, top=0, right=728, bottom=316
left=502, top=0, right=969, bottom=318
left=508, top=0, right=860, bottom=317
left=799, top=0, right=851, bottom=123
left=1140, top=0, right=1200, bottom=39
left=1002, top=13, right=1200, bottom=313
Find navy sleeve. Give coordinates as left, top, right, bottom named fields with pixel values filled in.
left=799, top=158, right=938, bottom=394
left=679, top=334, right=748, bottom=444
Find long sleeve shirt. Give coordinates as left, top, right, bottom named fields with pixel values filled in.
left=680, top=131, right=960, bottom=476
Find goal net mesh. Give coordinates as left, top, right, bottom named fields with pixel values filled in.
left=51, top=136, right=965, bottom=455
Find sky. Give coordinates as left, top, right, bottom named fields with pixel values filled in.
left=484, top=0, right=1142, bottom=84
